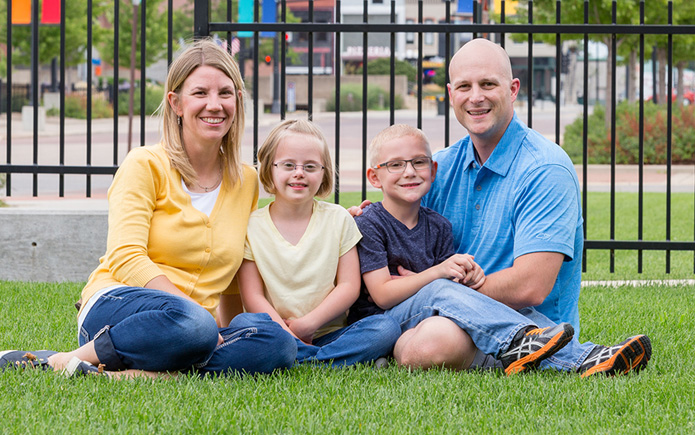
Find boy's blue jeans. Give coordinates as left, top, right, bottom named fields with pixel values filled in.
left=384, top=279, right=595, bottom=372
left=79, top=287, right=297, bottom=376
left=295, top=314, right=400, bottom=367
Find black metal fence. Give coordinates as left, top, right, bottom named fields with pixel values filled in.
left=2, top=0, right=695, bottom=273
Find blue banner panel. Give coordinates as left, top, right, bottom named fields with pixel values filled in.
left=458, top=0, right=473, bottom=14
left=261, top=0, right=277, bottom=37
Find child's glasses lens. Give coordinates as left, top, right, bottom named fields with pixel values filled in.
left=383, top=157, right=431, bottom=173
left=275, top=162, right=324, bottom=173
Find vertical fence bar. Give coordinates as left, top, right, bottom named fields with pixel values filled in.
left=527, top=0, right=533, bottom=128
left=417, top=1, right=423, bottom=129
left=140, top=0, right=147, bottom=148
left=308, top=1, right=314, bottom=119
left=5, top=0, right=11, bottom=196
left=168, top=0, right=173, bottom=67
left=666, top=0, right=673, bottom=273
left=500, top=0, right=506, bottom=49
left=280, top=0, right=286, bottom=120
left=472, top=0, right=477, bottom=40
left=86, top=0, right=93, bottom=197
left=609, top=0, right=617, bottom=272
left=389, top=0, right=395, bottom=126
left=638, top=0, right=645, bottom=273
left=554, top=1, right=561, bottom=146
left=31, top=0, right=39, bottom=196
left=253, top=1, right=259, bottom=160
left=581, top=0, right=589, bottom=272
left=444, top=0, right=451, bottom=148
left=334, top=0, right=342, bottom=204
left=113, top=0, right=120, bottom=167
left=361, top=0, right=368, bottom=200
left=59, top=0, right=66, bottom=196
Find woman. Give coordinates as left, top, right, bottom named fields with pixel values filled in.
left=0, top=40, right=297, bottom=378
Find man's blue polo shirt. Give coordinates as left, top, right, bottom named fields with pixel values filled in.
left=422, top=113, right=584, bottom=333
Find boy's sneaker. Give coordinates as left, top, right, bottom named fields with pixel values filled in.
left=62, top=356, right=109, bottom=378
left=579, top=335, right=651, bottom=378
left=0, top=350, right=57, bottom=371
left=500, top=323, right=574, bottom=375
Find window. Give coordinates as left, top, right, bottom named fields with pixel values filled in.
left=425, top=19, right=434, bottom=45
left=406, top=19, right=414, bottom=43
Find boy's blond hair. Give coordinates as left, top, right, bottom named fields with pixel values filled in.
left=257, top=119, right=334, bottom=198
left=368, top=124, right=431, bottom=167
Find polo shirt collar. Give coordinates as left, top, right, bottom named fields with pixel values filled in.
left=479, top=113, right=528, bottom=177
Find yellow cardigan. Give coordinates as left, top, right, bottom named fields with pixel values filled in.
left=80, top=143, right=258, bottom=319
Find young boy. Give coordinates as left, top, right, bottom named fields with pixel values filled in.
left=348, top=124, right=578, bottom=374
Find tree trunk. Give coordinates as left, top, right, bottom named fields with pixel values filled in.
left=657, top=47, right=667, bottom=104
left=628, top=50, right=637, bottom=102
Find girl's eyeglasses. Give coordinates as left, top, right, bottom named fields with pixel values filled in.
left=273, top=161, right=325, bottom=174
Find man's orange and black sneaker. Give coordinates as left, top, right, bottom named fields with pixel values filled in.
left=579, top=335, right=651, bottom=378
left=499, top=323, right=574, bottom=375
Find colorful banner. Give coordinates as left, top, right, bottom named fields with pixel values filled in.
left=493, top=0, right=519, bottom=15
left=457, top=0, right=473, bottom=14
left=237, top=0, right=253, bottom=38
left=41, top=0, right=61, bottom=24
left=261, top=0, right=276, bottom=38
left=11, top=0, right=32, bottom=25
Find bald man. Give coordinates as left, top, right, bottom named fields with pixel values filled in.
left=393, top=38, right=650, bottom=376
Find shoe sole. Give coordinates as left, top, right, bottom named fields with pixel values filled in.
left=0, top=350, right=55, bottom=370
left=580, top=335, right=652, bottom=378
left=505, top=323, right=574, bottom=376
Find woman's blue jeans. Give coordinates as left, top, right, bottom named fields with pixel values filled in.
left=295, top=314, right=400, bottom=367
left=79, top=287, right=297, bottom=376
left=384, top=279, right=596, bottom=372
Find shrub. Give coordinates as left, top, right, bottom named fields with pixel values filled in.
left=325, top=83, right=404, bottom=112
left=117, top=83, right=165, bottom=116
left=563, top=101, right=695, bottom=165
left=46, top=94, right=113, bottom=119
left=355, top=58, right=417, bottom=83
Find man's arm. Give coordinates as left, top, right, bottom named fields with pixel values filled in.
left=476, top=251, right=564, bottom=310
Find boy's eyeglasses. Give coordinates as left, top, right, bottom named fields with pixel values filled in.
left=373, top=157, right=432, bottom=173
left=273, top=161, right=325, bottom=174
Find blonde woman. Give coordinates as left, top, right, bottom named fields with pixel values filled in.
left=1, top=40, right=296, bottom=378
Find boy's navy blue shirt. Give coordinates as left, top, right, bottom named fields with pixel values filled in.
left=348, top=201, right=455, bottom=324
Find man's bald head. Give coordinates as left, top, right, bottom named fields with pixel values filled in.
left=449, top=38, right=513, bottom=83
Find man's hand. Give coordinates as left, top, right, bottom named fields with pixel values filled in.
left=347, top=200, right=372, bottom=217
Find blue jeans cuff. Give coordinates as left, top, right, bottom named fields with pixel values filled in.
left=93, top=326, right=128, bottom=371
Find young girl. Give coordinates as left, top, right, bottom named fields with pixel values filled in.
left=238, top=119, right=400, bottom=366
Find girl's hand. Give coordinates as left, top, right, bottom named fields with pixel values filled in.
left=285, top=317, right=316, bottom=345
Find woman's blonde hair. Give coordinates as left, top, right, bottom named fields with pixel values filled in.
left=161, top=39, right=246, bottom=186
left=257, top=119, right=334, bottom=198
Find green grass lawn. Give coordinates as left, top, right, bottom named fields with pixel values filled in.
left=1, top=280, right=692, bottom=433
left=1, top=191, right=692, bottom=433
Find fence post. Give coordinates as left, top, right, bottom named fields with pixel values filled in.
left=194, top=0, right=210, bottom=38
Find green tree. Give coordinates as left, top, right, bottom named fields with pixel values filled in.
left=509, top=0, right=640, bottom=129
left=100, top=0, right=170, bottom=70
left=0, top=0, right=110, bottom=67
